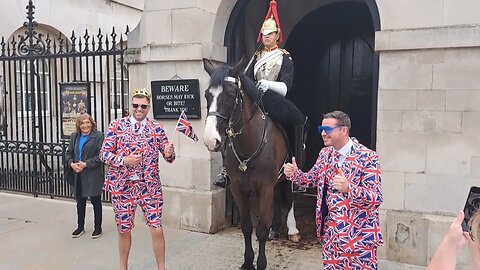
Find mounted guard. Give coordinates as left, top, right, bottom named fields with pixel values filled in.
left=214, top=0, right=308, bottom=190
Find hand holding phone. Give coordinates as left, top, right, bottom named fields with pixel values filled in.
left=462, top=186, right=480, bottom=232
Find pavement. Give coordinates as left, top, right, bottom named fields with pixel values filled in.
left=0, top=192, right=424, bottom=270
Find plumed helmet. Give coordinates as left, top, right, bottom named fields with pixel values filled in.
left=132, top=88, right=151, bottom=100
left=261, top=16, right=280, bottom=36
left=257, top=0, right=283, bottom=43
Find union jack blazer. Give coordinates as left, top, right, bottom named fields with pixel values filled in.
left=100, top=117, right=175, bottom=194
left=288, top=138, right=383, bottom=268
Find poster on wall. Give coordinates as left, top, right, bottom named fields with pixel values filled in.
left=0, top=79, right=5, bottom=136
left=59, top=82, right=90, bottom=139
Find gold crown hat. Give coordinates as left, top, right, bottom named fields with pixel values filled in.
left=132, top=88, right=151, bottom=99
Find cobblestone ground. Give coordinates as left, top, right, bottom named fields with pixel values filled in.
left=164, top=227, right=323, bottom=270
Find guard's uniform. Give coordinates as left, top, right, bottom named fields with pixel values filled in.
left=245, top=48, right=304, bottom=128
left=253, top=48, right=293, bottom=92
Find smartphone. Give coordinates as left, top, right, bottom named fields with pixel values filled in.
left=462, top=186, right=480, bottom=231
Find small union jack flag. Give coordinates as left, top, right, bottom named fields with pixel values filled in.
left=175, top=110, right=199, bottom=142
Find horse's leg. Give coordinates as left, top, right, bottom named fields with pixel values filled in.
left=286, top=201, right=301, bottom=242
left=256, top=185, right=274, bottom=270
left=231, top=188, right=255, bottom=270
left=268, top=184, right=282, bottom=240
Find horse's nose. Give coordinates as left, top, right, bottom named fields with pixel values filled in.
left=203, top=132, right=221, bottom=151
left=204, top=138, right=220, bottom=151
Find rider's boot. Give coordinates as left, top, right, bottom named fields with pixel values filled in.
left=292, top=120, right=307, bottom=193
left=213, top=166, right=229, bottom=188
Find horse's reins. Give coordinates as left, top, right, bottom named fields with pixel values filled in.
left=223, top=75, right=268, bottom=172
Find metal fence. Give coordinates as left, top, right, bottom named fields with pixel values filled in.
left=0, top=1, right=129, bottom=201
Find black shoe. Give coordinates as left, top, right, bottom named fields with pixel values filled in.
left=268, top=228, right=280, bottom=241
left=213, top=168, right=229, bottom=188
left=91, top=228, right=102, bottom=239
left=72, top=227, right=85, bottom=238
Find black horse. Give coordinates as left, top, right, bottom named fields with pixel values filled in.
left=203, top=58, right=300, bottom=270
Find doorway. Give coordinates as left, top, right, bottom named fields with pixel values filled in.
left=224, top=0, right=379, bottom=237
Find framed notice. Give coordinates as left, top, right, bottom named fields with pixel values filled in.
left=59, top=82, right=90, bottom=139
left=151, top=79, right=201, bottom=119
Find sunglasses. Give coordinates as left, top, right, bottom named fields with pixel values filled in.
left=132, top=103, right=149, bottom=109
left=318, top=125, right=345, bottom=134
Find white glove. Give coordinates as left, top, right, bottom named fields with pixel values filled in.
left=268, top=81, right=287, bottom=96
left=256, top=79, right=270, bottom=92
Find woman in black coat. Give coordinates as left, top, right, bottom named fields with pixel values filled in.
left=65, top=113, right=105, bottom=238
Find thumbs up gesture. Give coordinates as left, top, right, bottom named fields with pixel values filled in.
left=283, top=156, right=298, bottom=178
left=333, top=167, right=349, bottom=193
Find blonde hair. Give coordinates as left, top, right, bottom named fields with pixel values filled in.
left=470, top=211, right=480, bottom=242
left=75, top=113, right=97, bottom=133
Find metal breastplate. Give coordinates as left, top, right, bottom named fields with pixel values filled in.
left=255, top=51, right=283, bottom=82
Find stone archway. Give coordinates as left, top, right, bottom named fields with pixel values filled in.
left=218, top=0, right=381, bottom=230
left=221, top=0, right=380, bottom=167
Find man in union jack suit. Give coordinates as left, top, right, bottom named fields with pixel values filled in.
left=284, top=111, right=383, bottom=269
left=100, top=88, right=175, bottom=270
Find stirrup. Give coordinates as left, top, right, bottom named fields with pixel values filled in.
left=213, top=168, right=229, bottom=188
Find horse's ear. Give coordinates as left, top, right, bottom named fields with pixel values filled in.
left=203, top=58, right=215, bottom=76
left=230, top=57, right=246, bottom=77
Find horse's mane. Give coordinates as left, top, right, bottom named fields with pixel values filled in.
left=210, top=64, right=230, bottom=88
left=239, top=73, right=260, bottom=101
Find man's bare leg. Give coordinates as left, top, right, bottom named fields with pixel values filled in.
left=150, top=227, right=165, bottom=270
left=118, top=231, right=132, bottom=270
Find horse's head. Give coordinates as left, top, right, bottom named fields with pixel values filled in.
left=202, top=58, right=245, bottom=152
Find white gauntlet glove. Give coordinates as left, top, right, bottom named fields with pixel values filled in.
left=256, top=79, right=270, bottom=92
left=256, top=79, right=287, bottom=96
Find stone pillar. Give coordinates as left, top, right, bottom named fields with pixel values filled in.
left=375, top=19, right=480, bottom=269
left=124, top=0, right=229, bottom=233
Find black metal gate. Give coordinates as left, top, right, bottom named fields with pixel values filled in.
left=0, top=1, right=129, bottom=200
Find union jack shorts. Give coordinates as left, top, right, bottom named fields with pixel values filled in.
left=111, top=180, right=163, bottom=233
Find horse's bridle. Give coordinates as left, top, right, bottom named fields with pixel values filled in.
left=206, top=76, right=238, bottom=122
left=207, top=75, right=268, bottom=172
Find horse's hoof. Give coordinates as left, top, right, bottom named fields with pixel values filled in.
left=288, top=233, right=301, bottom=242
left=268, top=230, right=280, bottom=240
left=240, top=263, right=256, bottom=270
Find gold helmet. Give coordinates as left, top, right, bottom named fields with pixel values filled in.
left=261, top=16, right=280, bottom=36
left=132, top=88, right=151, bottom=100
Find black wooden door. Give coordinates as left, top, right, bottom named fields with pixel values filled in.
left=316, top=33, right=374, bottom=149
left=286, top=2, right=376, bottom=170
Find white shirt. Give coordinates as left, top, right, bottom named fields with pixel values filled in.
left=336, top=138, right=353, bottom=166
left=129, top=116, right=147, bottom=133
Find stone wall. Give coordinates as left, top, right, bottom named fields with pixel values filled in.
left=376, top=0, right=480, bottom=266
left=126, top=0, right=231, bottom=232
